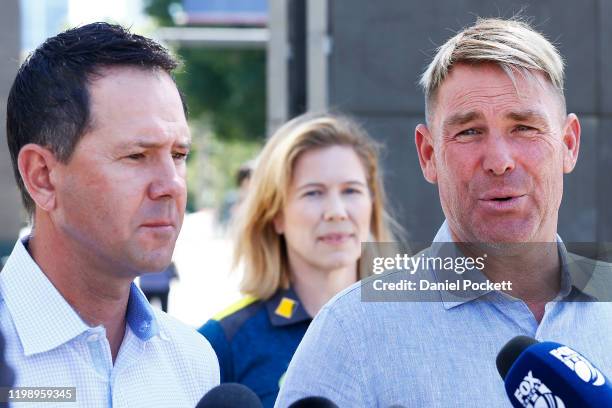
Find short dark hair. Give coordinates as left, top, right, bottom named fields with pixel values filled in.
left=6, top=22, right=186, bottom=214
left=236, top=161, right=254, bottom=187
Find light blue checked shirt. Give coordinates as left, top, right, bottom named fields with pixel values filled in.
left=0, top=238, right=219, bottom=407
left=276, top=222, right=612, bottom=407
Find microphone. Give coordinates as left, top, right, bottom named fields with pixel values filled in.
left=195, top=383, right=262, bottom=408
left=288, top=396, right=339, bottom=407
left=496, top=336, right=612, bottom=407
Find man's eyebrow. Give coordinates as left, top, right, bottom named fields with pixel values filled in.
left=175, top=140, right=192, bottom=149
left=506, top=109, right=548, bottom=122
left=118, top=139, right=192, bottom=150
left=442, top=111, right=484, bottom=130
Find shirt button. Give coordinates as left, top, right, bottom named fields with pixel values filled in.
left=87, top=334, right=99, bottom=342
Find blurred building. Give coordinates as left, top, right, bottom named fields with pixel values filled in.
left=21, top=0, right=68, bottom=55
left=68, top=0, right=147, bottom=28
left=182, top=0, right=267, bottom=26
left=268, top=0, right=612, bottom=243
left=0, top=0, right=69, bottom=263
left=155, top=0, right=268, bottom=48
left=0, top=0, right=21, bottom=263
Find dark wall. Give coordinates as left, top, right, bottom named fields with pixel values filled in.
left=328, top=0, right=610, bottom=242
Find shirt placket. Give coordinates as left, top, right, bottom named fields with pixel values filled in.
left=85, top=326, right=113, bottom=406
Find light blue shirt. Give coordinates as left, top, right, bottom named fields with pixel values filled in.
left=276, top=222, right=612, bottom=407
left=0, top=238, right=219, bottom=407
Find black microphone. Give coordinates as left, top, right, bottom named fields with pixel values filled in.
left=195, top=383, right=262, bottom=408
left=287, top=396, right=339, bottom=407
left=496, top=336, right=612, bottom=407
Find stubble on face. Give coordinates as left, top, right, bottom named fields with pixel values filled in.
left=428, top=63, right=569, bottom=245
left=53, top=67, right=189, bottom=277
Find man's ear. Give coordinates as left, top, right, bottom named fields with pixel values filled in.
left=415, top=124, right=437, bottom=184
left=17, top=144, right=59, bottom=212
left=273, top=212, right=285, bottom=235
left=561, top=113, right=580, bottom=173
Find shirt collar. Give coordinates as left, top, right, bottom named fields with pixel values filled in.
left=558, top=245, right=607, bottom=302
left=0, top=238, right=159, bottom=356
left=431, top=220, right=591, bottom=310
left=264, top=287, right=311, bottom=327
left=126, top=283, right=160, bottom=341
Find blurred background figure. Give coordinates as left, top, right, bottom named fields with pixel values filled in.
left=217, top=160, right=255, bottom=231
left=233, top=160, right=255, bottom=217
left=198, top=113, right=398, bottom=407
left=139, top=262, right=178, bottom=312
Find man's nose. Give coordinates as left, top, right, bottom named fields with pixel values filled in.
left=482, top=134, right=515, bottom=176
left=148, top=156, right=185, bottom=200
left=323, top=192, right=348, bottom=221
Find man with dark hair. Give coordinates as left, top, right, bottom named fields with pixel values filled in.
left=2, top=23, right=219, bottom=406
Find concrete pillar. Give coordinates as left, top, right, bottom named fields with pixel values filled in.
left=0, top=0, right=23, bottom=263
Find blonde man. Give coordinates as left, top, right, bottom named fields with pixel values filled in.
left=276, top=18, right=612, bottom=407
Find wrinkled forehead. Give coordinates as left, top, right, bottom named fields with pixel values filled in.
left=428, top=63, right=565, bottom=131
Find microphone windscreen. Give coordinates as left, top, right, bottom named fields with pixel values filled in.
left=288, top=396, right=339, bottom=408
left=496, top=335, right=539, bottom=379
left=195, top=383, right=263, bottom=408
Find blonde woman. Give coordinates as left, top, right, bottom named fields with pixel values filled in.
left=198, top=113, right=396, bottom=407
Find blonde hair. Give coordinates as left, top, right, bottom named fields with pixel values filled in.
left=234, top=113, right=396, bottom=299
left=420, top=17, right=565, bottom=121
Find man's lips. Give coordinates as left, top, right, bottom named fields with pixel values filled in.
left=479, top=190, right=526, bottom=201
left=477, top=193, right=527, bottom=212
left=140, top=220, right=176, bottom=231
